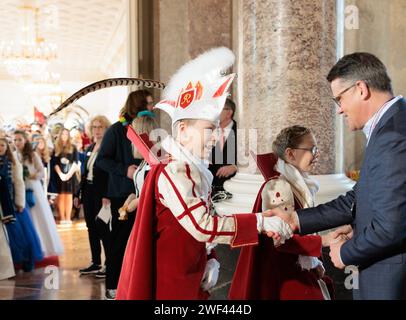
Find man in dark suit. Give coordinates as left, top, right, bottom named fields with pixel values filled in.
left=209, top=98, right=238, bottom=196
left=270, top=52, right=406, bottom=299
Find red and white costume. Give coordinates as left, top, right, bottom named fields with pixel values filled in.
left=229, top=156, right=335, bottom=300
left=116, top=48, right=292, bottom=300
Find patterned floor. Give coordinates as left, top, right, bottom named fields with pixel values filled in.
left=0, top=221, right=105, bottom=300
left=0, top=220, right=353, bottom=300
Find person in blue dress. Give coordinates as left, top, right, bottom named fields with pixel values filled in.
left=0, top=137, right=43, bottom=272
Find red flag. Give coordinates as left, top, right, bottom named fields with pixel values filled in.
left=34, top=107, right=46, bottom=125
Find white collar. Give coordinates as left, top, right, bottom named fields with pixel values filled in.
left=161, top=136, right=213, bottom=197
left=275, top=158, right=319, bottom=208
left=363, top=95, right=402, bottom=145
left=217, top=120, right=234, bottom=144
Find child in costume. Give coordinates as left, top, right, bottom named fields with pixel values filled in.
left=229, top=126, right=335, bottom=300
left=116, top=47, right=292, bottom=300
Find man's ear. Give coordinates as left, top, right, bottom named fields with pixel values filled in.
left=358, top=80, right=370, bottom=100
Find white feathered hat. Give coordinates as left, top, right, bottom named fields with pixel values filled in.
left=154, top=47, right=236, bottom=128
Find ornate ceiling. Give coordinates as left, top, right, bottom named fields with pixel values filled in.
left=0, top=0, right=127, bottom=81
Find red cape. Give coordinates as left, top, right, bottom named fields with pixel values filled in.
left=229, top=153, right=334, bottom=300
left=116, top=164, right=209, bottom=300
left=116, top=164, right=159, bottom=299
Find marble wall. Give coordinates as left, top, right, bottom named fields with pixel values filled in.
left=148, top=0, right=338, bottom=175
left=234, top=0, right=337, bottom=174
left=143, top=0, right=406, bottom=175
left=153, top=0, right=232, bottom=132
left=343, top=0, right=406, bottom=171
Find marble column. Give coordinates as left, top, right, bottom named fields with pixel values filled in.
left=214, top=0, right=357, bottom=218
left=234, top=0, right=337, bottom=175
left=153, top=0, right=232, bottom=132
left=127, top=0, right=139, bottom=79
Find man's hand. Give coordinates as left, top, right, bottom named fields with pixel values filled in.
left=16, top=206, right=24, bottom=213
left=127, top=165, right=138, bottom=179
left=321, top=225, right=353, bottom=247
left=216, top=165, right=237, bottom=178
left=329, top=239, right=346, bottom=269
left=266, top=207, right=299, bottom=233
left=321, top=233, right=334, bottom=247
left=331, top=225, right=353, bottom=241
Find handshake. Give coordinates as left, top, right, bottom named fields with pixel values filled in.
left=321, top=224, right=353, bottom=269
left=320, top=225, right=353, bottom=248
left=257, top=207, right=354, bottom=269
left=255, top=210, right=294, bottom=246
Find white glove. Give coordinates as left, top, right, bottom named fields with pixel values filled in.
left=255, top=213, right=264, bottom=233
left=201, top=258, right=220, bottom=292
left=205, top=242, right=218, bottom=255
left=261, top=215, right=293, bottom=246
left=298, top=255, right=322, bottom=271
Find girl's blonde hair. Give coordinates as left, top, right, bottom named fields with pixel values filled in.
left=86, top=115, right=111, bottom=141
left=34, top=135, right=51, bottom=163
left=131, top=115, right=158, bottom=159
left=272, top=125, right=312, bottom=161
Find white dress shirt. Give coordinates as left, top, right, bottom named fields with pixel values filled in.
left=362, top=95, right=403, bottom=145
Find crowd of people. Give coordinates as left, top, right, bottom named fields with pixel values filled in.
left=0, top=126, right=64, bottom=277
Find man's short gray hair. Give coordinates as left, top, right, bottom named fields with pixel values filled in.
left=326, top=52, right=393, bottom=94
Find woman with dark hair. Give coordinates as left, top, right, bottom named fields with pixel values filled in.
left=95, top=89, right=153, bottom=300
left=119, top=89, right=154, bottom=118
left=13, top=130, right=63, bottom=259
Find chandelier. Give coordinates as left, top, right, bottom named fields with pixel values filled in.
left=0, top=5, right=57, bottom=80
left=24, top=71, right=61, bottom=94
left=22, top=71, right=64, bottom=114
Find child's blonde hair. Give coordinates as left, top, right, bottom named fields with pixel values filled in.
left=272, top=125, right=312, bottom=160
left=130, top=115, right=158, bottom=159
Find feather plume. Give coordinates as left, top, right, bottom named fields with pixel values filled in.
left=48, top=77, right=165, bottom=117
left=163, top=47, right=235, bottom=101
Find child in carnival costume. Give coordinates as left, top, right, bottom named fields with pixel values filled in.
left=116, top=47, right=293, bottom=300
